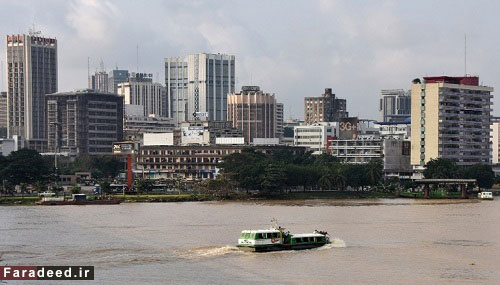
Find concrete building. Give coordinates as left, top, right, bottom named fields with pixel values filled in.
left=165, top=53, right=235, bottom=123
left=143, top=132, right=175, bottom=146
left=294, top=122, right=338, bottom=154
left=304, top=88, right=348, bottom=124
left=108, top=69, right=129, bottom=94
left=276, top=103, right=284, bottom=138
left=0, top=91, right=6, bottom=138
left=46, top=90, right=123, bottom=155
left=118, top=72, right=167, bottom=118
left=328, top=138, right=383, bottom=164
left=123, top=114, right=176, bottom=143
left=383, top=139, right=411, bottom=179
left=491, top=117, right=500, bottom=165
left=282, top=119, right=304, bottom=145
left=380, top=89, right=411, bottom=122
left=6, top=33, right=57, bottom=151
left=0, top=136, right=20, bottom=156
left=375, top=119, right=410, bottom=140
left=90, top=71, right=109, bottom=93
left=137, top=145, right=306, bottom=181
left=180, top=120, right=243, bottom=145
left=410, top=76, right=492, bottom=168
left=227, top=86, right=276, bottom=144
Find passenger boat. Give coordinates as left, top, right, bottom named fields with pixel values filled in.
left=36, top=194, right=121, bottom=205
left=478, top=192, right=493, bottom=200
left=237, top=226, right=330, bottom=252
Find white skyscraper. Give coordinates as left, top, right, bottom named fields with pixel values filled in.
left=165, top=53, right=235, bottom=123
left=117, top=73, right=166, bottom=118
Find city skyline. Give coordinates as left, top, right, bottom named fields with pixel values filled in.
left=1, top=0, right=500, bottom=120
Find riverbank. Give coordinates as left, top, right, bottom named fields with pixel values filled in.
left=1, top=190, right=484, bottom=205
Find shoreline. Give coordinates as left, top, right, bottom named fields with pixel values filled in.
left=0, top=191, right=481, bottom=206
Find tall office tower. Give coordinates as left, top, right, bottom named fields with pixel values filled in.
left=6, top=33, right=57, bottom=151
left=117, top=72, right=166, bottom=118
left=275, top=102, right=284, bottom=138
left=90, top=71, right=109, bottom=93
left=380, top=89, right=411, bottom=122
left=410, top=76, right=492, bottom=168
left=0, top=92, right=7, bottom=138
left=108, top=69, right=129, bottom=94
left=227, top=86, right=276, bottom=144
left=46, top=90, right=123, bottom=155
left=304, top=88, right=348, bottom=125
left=165, top=53, right=235, bottom=123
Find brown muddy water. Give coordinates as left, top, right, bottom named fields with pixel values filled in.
left=1, top=199, right=499, bottom=284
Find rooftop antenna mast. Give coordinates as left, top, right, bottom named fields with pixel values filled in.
left=136, top=44, right=139, bottom=72
left=464, top=33, right=467, bottom=76
left=87, top=57, right=90, bottom=89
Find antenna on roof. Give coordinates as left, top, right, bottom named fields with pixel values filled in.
left=464, top=33, right=467, bottom=76
left=99, top=58, right=105, bottom=72
left=28, top=22, right=41, bottom=36
left=87, top=57, right=90, bottom=89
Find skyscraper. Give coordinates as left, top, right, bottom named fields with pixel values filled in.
left=90, top=71, right=109, bottom=93
left=6, top=33, right=57, bottom=151
left=0, top=92, right=7, bottom=138
left=380, top=89, right=411, bottom=122
left=227, top=86, right=276, bottom=144
left=108, top=69, right=129, bottom=94
left=410, top=76, right=492, bottom=168
left=165, top=53, right=235, bottom=123
left=275, top=102, right=284, bottom=138
left=304, top=88, right=348, bottom=124
left=117, top=72, right=166, bottom=118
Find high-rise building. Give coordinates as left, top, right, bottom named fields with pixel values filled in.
left=275, top=102, right=284, bottom=138
left=490, top=117, right=500, bottom=165
left=6, top=33, right=57, bottom=151
left=108, top=69, right=129, bottom=94
left=0, top=92, right=7, bottom=138
left=227, top=86, right=276, bottom=144
left=304, top=88, right=348, bottom=124
left=165, top=53, right=235, bottom=123
left=90, top=71, right=109, bottom=93
left=117, top=72, right=167, bottom=118
left=46, top=90, right=123, bottom=155
left=410, top=76, right=492, bottom=167
left=380, top=89, right=411, bottom=122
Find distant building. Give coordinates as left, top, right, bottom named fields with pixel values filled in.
left=6, top=34, right=57, bottom=151
left=328, top=138, right=383, bottom=164
left=379, top=89, right=411, bottom=122
left=276, top=103, right=284, bottom=138
left=108, top=69, right=129, bottom=94
left=46, top=90, right=123, bottom=155
left=282, top=119, right=304, bottom=146
left=138, top=145, right=306, bottom=181
left=90, top=71, right=109, bottom=93
left=411, top=76, right=492, bottom=167
left=491, top=117, right=500, bottom=165
left=0, top=92, right=7, bottom=138
left=375, top=120, right=411, bottom=140
left=180, top=120, right=243, bottom=145
left=383, top=139, right=411, bottom=179
left=227, top=86, right=277, bottom=144
left=0, top=136, right=21, bottom=156
left=123, top=115, right=176, bottom=142
left=165, top=53, right=235, bottom=123
left=117, top=72, right=167, bottom=118
left=294, top=122, right=338, bottom=154
left=304, top=88, right=348, bottom=124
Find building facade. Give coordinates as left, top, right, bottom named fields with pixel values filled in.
left=410, top=76, right=492, bottom=167
left=491, top=117, right=500, bottom=165
left=0, top=92, right=6, bottom=138
left=165, top=53, right=235, bottom=123
left=117, top=72, right=166, bottom=118
left=328, top=138, right=383, bottom=164
left=294, top=122, right=337, bottom=154
left=304, top=88, right=348, bottom=124
left=90, top=71, right=109, bottom=93
left=46, top=90, right=123, bottom=155
left=379, top=89, right=411, bottom=122
left=275, top=102, right=284, bottom=138
left=180, top=120, right=242, bottom=145
left=108, top=69, right=129, bottom=94
left=6, top=34, right=57, bottom=151
left=137, top=145, right=305, bottom=181
left=227, top=86, right=276, bottom=144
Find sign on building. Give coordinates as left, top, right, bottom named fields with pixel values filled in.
left=338, top=117, right=359, bottom=139
left=112, top=142, right=136, bottom=155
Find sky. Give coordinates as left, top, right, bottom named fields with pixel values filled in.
left=1, top=0, right=500, bottom=120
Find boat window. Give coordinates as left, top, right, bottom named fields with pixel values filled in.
left=250, top=233, right=256, bottom=239
left=256, top=233, right=262, bottom=239
left=240, top=232, right=246, bottom=238
left=244, top=233, right=251, bottom=239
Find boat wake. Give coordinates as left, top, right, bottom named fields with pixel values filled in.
left=319, top=238, right=346, bottom=249
left=180, top=245, right=245, bottom=259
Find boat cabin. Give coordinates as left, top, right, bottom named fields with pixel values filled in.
left=289, top=233, right=327, bottom=245
left=238, top=230, right=283, bottom=246
left=478, top=192, right=493, bottom=200
left=72, top=194, right=88, bottom=202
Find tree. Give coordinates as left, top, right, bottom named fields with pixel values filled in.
left=318, top=168, right=334, bottom=190
left=261, top=163, right=287, bottom=193
left=366, top=159, right=383, bottom=186
left=423, top=158, right=459, bottom=179
left=195, top=175, right=235, bottom=198
left=70, top=186, right=81, bottom=194
left=461, top=164, right=494, bottom=189
left=136, top=179, right=154, bottom=193
left=1, top=149, right=52, bottom=185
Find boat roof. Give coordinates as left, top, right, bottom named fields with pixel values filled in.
left=241, top=229, right=280, bottom=234
left=291, top=233, right=325, bottom=238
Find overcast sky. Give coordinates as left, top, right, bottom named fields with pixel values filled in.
left=1, top=0, right=500, bottom=120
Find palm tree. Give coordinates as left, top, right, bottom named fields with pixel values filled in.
left=367, top=159, right=383, bottom=186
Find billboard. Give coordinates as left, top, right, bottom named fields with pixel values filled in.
left=181, top=126, right=207, bottom=145
left=112, top=142, right=136, bottom=155
left=338, top=117, right=359, bottom=139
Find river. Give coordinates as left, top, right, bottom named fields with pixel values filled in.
left=1, top=199, right=499, bottom=284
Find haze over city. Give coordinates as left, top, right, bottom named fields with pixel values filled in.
left=1, top=0, right=500, bottom=119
